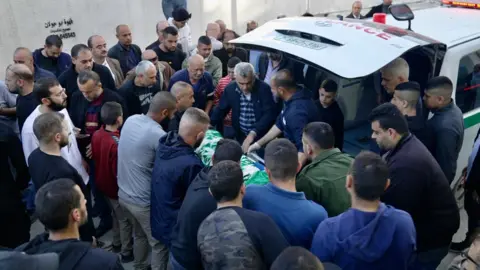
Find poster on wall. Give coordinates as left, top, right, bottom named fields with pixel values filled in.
left=44, top=18, right=76, bottom=39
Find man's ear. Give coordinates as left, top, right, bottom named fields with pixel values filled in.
left=296, top=161, right=302, bottom=173
left=345, top=174, right=353, bottom=190
left=384, top=178, right=391, bottom=191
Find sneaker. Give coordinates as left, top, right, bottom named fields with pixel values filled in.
left=121, top=253, right=134, bottom=263
left=450, top=239, right=472, bottom=253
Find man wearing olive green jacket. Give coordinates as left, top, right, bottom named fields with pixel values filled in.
left=297, top=122, right=352, bottom=217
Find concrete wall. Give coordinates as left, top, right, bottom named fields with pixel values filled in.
left=0, top=0, right=419, bottom=78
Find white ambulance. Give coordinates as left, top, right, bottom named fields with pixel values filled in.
left=233, top=1, right=480, bottom=204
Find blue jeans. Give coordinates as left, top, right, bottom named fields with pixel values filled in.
left=22, top=180, right=36, bottom=212
left=162, top=0, right=187, bottom=19
left=169, top=253, right=186, bottom=270
left=89, top=160, right=112, bottom=229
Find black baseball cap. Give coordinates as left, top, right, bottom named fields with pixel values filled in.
left=172, top=8, right=192, bottom=22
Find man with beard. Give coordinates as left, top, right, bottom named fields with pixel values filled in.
left=151, top=107, right=210, bottom=249
left=369, top=103, right=459, bottom=269
left=25, top=113, right=96, bottom=243
left=168, top=81, right=195, bottom=131
left=153, top=26, right=186, bottom=71
left=4, top=64, right=38, bottom=132
left=16, top=178, right=123, bottom=269
left=58, top=44, right=116, bottom=106
left=214, top=30, right=248, bottom=77
left=119, top=60, right=160, bottom=118
left=88, top=35, right=124, bottom=89
left=32, top=35, right=72, bottom=77
left=117, top=92, right=176, bottom=270
left=22, top=77, right=89, bottom=187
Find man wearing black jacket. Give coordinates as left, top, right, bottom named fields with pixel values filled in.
left=68, top=70, right=125, bottom=237
left=169, top=139, right=243, bottom=269
left=365, top=0, right=392, bottom=18
left=16, top=179, right=123, bottom=270
left=108, top=25, right=142, bottom=77
left=0, top=122, right=30, bottom=249
left=213, top=30, right=248, bottom=77
left=315, top=79, right=344, bottom=151
left=58, top=44, right=116, bottom=107
left=369, top=103, right=460, bottom=269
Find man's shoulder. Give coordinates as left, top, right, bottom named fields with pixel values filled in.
left=93, top=63, right=111, bottom=74
left=84, top=248, right=123, bottom=269
left=107, top=57, right=121, bottom=66
left=171, top=69, right=188, bottom=80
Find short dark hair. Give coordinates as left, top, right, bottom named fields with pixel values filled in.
left=271, top=247, right=324, bottom=270
left=213, top=139, right=243, bottom=165
left=208, top=160, right=244, bottom=202
left=350, top=151, right=389, bottom=201
left=368, top=103, right=409, bottom=135
left=45, top=35, right=63, bottom=48
left=198, top=36, right=212, bottom=46
left=220, top=29, right=240, bottom=41
left=302, top=12, right=314, bottom=17
left=70, top=44, right=90, bottom=58
left=272, top=69, right=297, bottom=90
left=33, top=112, right=65, bottom=144
left=425, top=76, right=454, bottom=98
left=163, top=26, right=178, bottom=38
left=264, top=139, right=298, bottom=180
left=35, top=179, right=81, bottom=231
left=101, top=102, right=123, bottom=125
left=34, top=77, right=61, bottom=103
left=320, top=79, right=338, bottom=93
left=78, top=70, right=101, bottom=85
left=227, top=57, right=242, bottom=69
left=303, top=122, right=335, bottom=149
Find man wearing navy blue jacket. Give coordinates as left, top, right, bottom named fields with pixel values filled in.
left=247, top=69, right=319, bottom=165
left=211, top=62, right=277, bottom=152
left=151, top=108, right=210, bottom=248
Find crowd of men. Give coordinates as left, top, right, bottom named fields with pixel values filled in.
left=1, top=2, right=480, bottom=270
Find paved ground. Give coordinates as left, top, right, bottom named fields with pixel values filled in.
left=30, top=208, right=469, bottom=270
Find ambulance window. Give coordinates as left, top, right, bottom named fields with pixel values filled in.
left=456, top=51, right=480, bottom=113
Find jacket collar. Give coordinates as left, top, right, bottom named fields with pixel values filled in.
left=311, top=148, right=343, bottom=165
left=385, top=133, right=412, bottom=160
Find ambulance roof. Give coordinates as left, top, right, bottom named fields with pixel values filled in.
left=376, top=6, right=480, bottom=48
left=231, top=16, right=444, bottom=79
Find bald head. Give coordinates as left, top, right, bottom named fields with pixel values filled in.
left=215, top=20, right=226, bottom=32
left=5, top=63, right=34, bottom=94
left=156, top=20, right=169, bottom=35
left=206, top=23, right=221, bottom=39
left=13, top=47, right=35, bottom=72
left=116, top=24, right=132, bottom=46
left=171, top=81, right=195, bottom=111
left=142, top=50, right=157, bottom=61
left=188, top=55, right=206, bottom=81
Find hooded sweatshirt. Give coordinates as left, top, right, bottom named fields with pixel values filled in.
left=151, top=131, right=204, bottom=246
left=16, top=233, right=123, bottom=270
left=311, top=203, right=416, bottom=270
left=170, top=167, right=217, bottom=269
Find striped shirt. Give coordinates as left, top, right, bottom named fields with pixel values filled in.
left=236, top=88, right=256, bottom=135
left=213, top=76, right=233, bottom=126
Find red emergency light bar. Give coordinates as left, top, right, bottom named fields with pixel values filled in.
left=442, top=0, right=480, bottom=8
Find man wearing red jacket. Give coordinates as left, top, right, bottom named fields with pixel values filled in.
left=91, top=101, right=133, bottom=263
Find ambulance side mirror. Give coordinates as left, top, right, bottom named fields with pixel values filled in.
left=389, top=4, right=414, bottom=30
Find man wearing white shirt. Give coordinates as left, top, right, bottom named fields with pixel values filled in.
left=168, top=8, right=194, bottom=57
left=88, top=35, right=125, bottom=88
left=21, top=77, right=89, bottom=185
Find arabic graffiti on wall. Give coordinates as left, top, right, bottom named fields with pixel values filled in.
left=44, top=18, right=76, bottom=39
